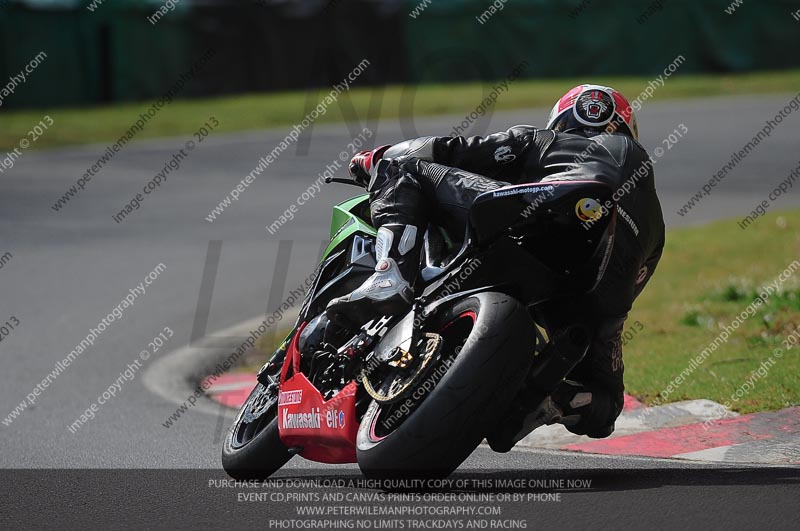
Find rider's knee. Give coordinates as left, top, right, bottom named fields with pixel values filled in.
left=370, top=171, right=427, bottom=227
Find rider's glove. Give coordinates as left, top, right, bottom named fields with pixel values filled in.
left=349, top=145, right=391, bottom=187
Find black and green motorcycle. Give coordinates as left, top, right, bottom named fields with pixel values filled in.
left=222, top=177, right=616, bottom=479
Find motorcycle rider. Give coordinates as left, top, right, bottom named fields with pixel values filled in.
left=326, top=85, right=665, bottom=448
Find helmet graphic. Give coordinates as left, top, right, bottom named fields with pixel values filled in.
left=547, top=84, right=639, bottom=141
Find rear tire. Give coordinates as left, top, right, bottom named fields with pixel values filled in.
left=222, top=382, right=293, bottom=479
left=356, top=292, right=536, bottom=478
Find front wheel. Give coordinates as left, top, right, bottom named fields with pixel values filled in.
left=356, top=292, right=536, bottom=478
left=222, top=381, right=293, bottom=479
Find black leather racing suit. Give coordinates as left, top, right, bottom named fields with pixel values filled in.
left=367, top=126, right=665, bottom=438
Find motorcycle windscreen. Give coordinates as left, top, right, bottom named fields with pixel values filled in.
left=469, top=180, right=617, bottom=293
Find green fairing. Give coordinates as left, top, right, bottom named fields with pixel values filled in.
left=323, top=194, right=376, bottom=258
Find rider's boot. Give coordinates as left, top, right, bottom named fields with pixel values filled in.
left=326, top=223, right=423, bottom=324
left=487, top=380, right=596, bottom=452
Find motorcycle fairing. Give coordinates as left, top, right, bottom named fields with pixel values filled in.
left=323, top=194, right=375, bottom=258
left=277, top=323, right=359, bottom=463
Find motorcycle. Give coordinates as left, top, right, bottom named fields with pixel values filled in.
left=222, top=174, right=617, bottom=478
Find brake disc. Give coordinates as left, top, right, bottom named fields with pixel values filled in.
left=360, top=333, right=442, bottom=404
left=242, top=382, right=277, bottom=423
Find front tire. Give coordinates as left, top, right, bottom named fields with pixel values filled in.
left=222, top=382, right=293, bottom=479
left=356, top=292, right=536, bottom=478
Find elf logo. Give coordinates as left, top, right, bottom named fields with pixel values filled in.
left=282, top=407, right=321, bottom=429
left=326, top=409, right=346, bottom=429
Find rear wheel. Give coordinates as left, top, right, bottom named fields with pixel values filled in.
left=222, top=381, right=293, bottom=479
left=356, top=292, right=536, bottom=478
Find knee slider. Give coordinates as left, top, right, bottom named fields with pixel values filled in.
left=564, top=386, right=623, bottom=438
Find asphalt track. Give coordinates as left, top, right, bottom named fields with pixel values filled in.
left=1, top=95, right=799, bottom=527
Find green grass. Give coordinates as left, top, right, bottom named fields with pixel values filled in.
left=625, top=209, right=800, bottom=414
left=3, top=69, right=800, bottom=151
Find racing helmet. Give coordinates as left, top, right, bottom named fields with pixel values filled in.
left=546, top=84, right=639, bottom=141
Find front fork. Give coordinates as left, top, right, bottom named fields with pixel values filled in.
left=256, top=329, right=296, bottom=387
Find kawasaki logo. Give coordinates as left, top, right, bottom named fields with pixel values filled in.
left=492, top=184, right=555, bottom=198
left=282, top=408, right=321, bottom=429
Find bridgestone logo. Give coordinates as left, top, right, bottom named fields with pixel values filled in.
left=282, top=408, right=321, bottom=429
left=278, top=390, right=302, bottom=405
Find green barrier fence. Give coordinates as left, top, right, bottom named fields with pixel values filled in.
left=0, top=0, right=798, bottom=109
left=403, top=0, right=800, bottom=82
